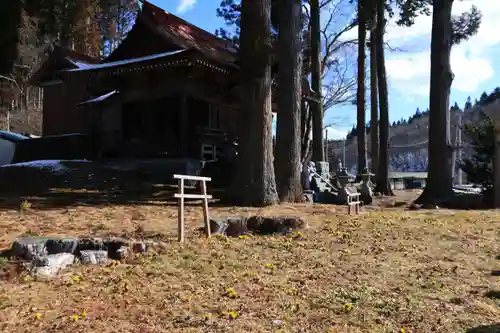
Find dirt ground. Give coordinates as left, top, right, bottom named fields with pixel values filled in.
left=0, top=188, right=499, bottom=333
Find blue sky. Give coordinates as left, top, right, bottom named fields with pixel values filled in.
left=150, top=0, right=500, bottom=139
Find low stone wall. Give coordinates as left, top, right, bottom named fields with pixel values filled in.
left=210, top=216, right=307, bottom=237
left=4, top=236, right=162, bottom=279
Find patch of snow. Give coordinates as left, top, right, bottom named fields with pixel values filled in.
left=66, top=58, right=94, bottom=69
left=0, top=131, right=29, bottom=142
left=64, top=49, right=188, bottom=72
left=43, top=133, right=85, bottom=138
left=79, top=91, right=118, bottom=106
left=453, top=185, right=482, bottom=193
left=1, top=159, right=89, bottom=175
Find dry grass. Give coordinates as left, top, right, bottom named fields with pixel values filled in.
left=0, top=194, right=499, bottom=332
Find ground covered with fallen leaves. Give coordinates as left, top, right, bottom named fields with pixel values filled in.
left=0, top=193, right=499, bottom=333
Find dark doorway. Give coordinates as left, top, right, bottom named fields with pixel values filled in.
left=122, top=95, right=180, bottom=157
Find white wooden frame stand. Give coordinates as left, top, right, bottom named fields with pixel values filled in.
left=347, top=192, right=361, bottom=215
left=173, top=174, right=212, bottom=242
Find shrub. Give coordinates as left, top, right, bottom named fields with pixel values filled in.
left=459, top=111, right=493, bottom=197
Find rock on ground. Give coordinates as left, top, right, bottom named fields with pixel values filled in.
left=210, top=217, right=249, bottom=237
left=246, top=216, right=306, bottom=235
left=80, top=250, right=108, bottom=265
left=11, top=236, right=79, bottom=260
left=32, top=253, right=75, bottom=278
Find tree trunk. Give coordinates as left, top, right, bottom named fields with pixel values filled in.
left=369, top=26, right=379, bottom=177
left=374, top=0, right=394, bottom=195
left=415, top=0, right=454, bottom=205
left=300, top=98, right=308, bottom=158
left=310, top=0, right=324, bottom=162
left=356, top=1, right=367, bottom=174
left=275, top=0, right=303, bottom=202
left=0, top=0, right=21, bottom=74
left=301, top=101, right=312, bottom=162
left=232, top=0, right=279, bottom=206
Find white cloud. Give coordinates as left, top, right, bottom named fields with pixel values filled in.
left=176, top=0, right=197, bottom=13
left=384, top=0, right=500, bottom=96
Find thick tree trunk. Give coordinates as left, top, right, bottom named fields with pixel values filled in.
left=374, top=0, right=394, bottom=195
left=415, top=0, right=454, bottom=205
left=275, top=0, right=303, bottom=202
left=0, top=1, right=21, bottom=74
left=233, top=0, right=279, bottom=206
left=369, top=28, right=379, bottom=177
left=310, top=0, right=324, bottom=161
left=356, top=2, right=367, bottom=174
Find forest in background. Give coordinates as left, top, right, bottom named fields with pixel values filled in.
left=0, top=0, right=138, bottom=134
left=330, top=87, right=500, bottom=174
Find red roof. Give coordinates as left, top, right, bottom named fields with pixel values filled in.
left=141, top=1, right=238, bottom=67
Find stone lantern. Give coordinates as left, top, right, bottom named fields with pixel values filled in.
left=336, top=167, right=350, bottom=202
left=359, top=167, right=374, bottom=204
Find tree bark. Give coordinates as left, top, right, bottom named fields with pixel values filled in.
left=310, top=0, right=324, bottom=162
left=356, top=1, right=367, bottom=174
left=0, top=0, right=21, bottom=74
left=301, top=101, right=312, bottom=162
left=374, top=0, right=394, bottom=195
left=369, top=26, right=379, bottom=177
left=275, top=0, right=303, bottom=202
left=415, top=0, right=454, bottom=204
left=233, top=0, right=279, bottom=206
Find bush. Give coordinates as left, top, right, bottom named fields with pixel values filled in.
left=459, top=111, right=493, bottom=195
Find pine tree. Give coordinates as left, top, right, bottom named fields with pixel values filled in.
left=464, top=96, right=472, bottom=110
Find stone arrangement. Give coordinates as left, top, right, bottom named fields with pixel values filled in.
left=5, top=236, right=157, bottom=278
left=210, top=215, right=306, bottom=237
left=304, top=160, right=374, bottom=207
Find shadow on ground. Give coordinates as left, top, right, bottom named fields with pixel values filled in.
left=0, top=160, right=227, bottom=210
left=467, top=324, right=500, bottom=333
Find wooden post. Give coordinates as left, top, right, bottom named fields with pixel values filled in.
left=201, top=179, right=211, bottom=237
left=178, top=178, right=185, bottom=242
